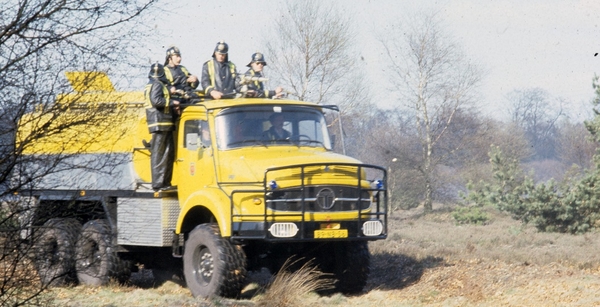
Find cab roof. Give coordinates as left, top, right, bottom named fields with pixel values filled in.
left=199, top=98, right=321, bottom=110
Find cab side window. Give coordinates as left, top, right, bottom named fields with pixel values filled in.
left=183, top=120, right=210, bottom=150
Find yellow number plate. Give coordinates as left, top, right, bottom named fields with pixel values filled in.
left=314, top=229, right=348, bottom=239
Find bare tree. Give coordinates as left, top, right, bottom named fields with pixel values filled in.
left=380, top=11, right=483, bottom=213
left=362, top=109, right=425, bottom=210
left=0, top=1, right=156, bottom=305
left=506, top=88, right=564, bottom=160
left=264, top=0, right=366, bottom=107
left=557, top=121, right=597, bottom=170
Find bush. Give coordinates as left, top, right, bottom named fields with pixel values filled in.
left=463, top=146, right=600, bottom=234
left=452, top=206, right=489, bottom=225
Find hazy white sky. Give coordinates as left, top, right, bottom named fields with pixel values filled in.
left=146, top=0, right=600, bottom=122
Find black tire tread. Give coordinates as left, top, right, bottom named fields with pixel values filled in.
left=183, top=223, right=247, bottom=298
left=335, top=241, right=370, bottom=294
left=34, top=218, right=81, bottom=287
left=75, top=219, right=126, bottom=286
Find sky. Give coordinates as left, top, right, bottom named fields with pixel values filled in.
left=145, top=0, right=600, bottom=122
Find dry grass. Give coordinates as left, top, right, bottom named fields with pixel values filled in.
left=374, top=204, right=600, bottom=267
left=363, top=204, right=600, bottom=306
left=26, top=204, right=600, bottom=306
left=0, top=238, right=52, bottom=307
left=254, top=259, right=333, bottom=307
left=48, top=282, right=198, bottom=307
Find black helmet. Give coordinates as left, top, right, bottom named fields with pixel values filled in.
left=164, top=46, right=181, bottom=65
left=212, top=41, right=229, bottom=58
left=148, top=63, right=165, bottom=79
left=247, top=52, right=267, bottom=67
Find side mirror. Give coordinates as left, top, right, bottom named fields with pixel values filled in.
left=330, top=134, right=336, bottom=150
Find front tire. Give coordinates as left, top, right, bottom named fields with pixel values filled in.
left=34, top=218, right=81, bottom=286
left=183, top=224, right=247, bottom=298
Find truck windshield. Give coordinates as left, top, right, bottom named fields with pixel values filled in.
left=215, top=105, right=332, bottom=150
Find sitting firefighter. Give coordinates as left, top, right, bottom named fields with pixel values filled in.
left=243, top=52, right=284, bottom=98
left=262, top=113, right=290, bottom=143
left=164, top=46, right=200, bottom=105
left=144, top=63, right=178, bottom=191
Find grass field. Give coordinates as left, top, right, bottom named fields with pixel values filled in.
left=44, top=204, right=600, bottom=306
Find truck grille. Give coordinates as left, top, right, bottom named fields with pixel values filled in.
left=265, top=186, right=371, bottom=212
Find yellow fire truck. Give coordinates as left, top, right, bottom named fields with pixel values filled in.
left=16, top=72, right=388, bottom=298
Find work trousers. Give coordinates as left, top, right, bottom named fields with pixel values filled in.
left=150, top=131, right=174, bottom=190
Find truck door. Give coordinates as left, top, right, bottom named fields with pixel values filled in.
left=174, top=118, right=215, bottom=193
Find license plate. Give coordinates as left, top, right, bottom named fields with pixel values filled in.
left=314, top=229, right=348, bottom=239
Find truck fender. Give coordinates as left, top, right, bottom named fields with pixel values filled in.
left=176, top=188, right=232, bottom=237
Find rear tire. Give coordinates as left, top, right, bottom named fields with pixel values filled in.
left=316, top=241, right=370, bottom=294
left=75, top=219, right=121, bottom=286
left=183, top=224, right=247, bottom=298
left=34, top=218, right=81, bottom=287
left=113, top=257, right=133, bottom=285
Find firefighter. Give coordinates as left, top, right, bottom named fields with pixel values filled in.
left=144, top=63, right=178, bottom=191
left=164, top=46, right=199, bottom=104
left=243, top=52, right=284, bottom=98
left=201, top=41, right=241, bottom=99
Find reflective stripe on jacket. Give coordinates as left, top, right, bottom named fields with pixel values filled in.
left=202, top=59, right=238, bottom=95
left=144, top=79, right=175, bottom=132
left=244, top=69, right=273, bottom=98
left=164, top=65, right=198, bottom=90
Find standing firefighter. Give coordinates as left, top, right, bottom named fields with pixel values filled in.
left=243, top=52, right=284, bottom=98
left=201, top=41, right=240, bottom=99
left=144, top=63, right=178, bottom=191
left=164, top=46, right=200, bottom=104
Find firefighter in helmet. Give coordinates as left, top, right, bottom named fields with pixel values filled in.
left=144, top=63, right=178, bottom=191
left=201, top=41, right=241, bottom=99
left=243, top=52, right=284, bottom=98
left=164, top=46, right=199, bottom=104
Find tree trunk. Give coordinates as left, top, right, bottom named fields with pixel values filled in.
left=424, top=178, right=433, bottom=213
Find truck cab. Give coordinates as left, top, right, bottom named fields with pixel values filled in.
left=168, top=99, right=388, bottom=297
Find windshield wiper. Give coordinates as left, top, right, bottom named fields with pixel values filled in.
left=292, top=139, right=326, bottom=149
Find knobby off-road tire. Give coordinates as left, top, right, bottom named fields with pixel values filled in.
left=113, top=256, right=133, bottom=285
left=318, top=241, right=370, bottom=295
left=34, top=218, right=82, bottom=287
left=75, top=219, right=130, bottom=286
left=183, top=224, right=247, bottom=298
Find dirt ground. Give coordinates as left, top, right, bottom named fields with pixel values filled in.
left=363, top=255, right=600, bottom=307
left=48, top=205, right=600, bottom=306
left=358, top=206, right=600, bottom=307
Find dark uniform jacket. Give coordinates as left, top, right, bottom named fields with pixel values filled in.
left=165, top=65, right=199, bottom=92
left=244, top=69, right=276, bottom=98
left=201, top=59, right=240, bottom=97
left=144, top=79, right=175, bottom=133
left=263, top=127, right=291, bottom=142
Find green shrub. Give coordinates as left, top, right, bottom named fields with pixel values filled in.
left=452, top=206, right=490, bottom=225
left=463, top=145, right=600, bottom=234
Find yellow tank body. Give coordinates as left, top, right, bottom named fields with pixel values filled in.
left=16, top=72, right=153, bottom=189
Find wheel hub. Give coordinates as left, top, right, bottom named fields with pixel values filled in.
left=195, top=247, right=214, bottom=284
